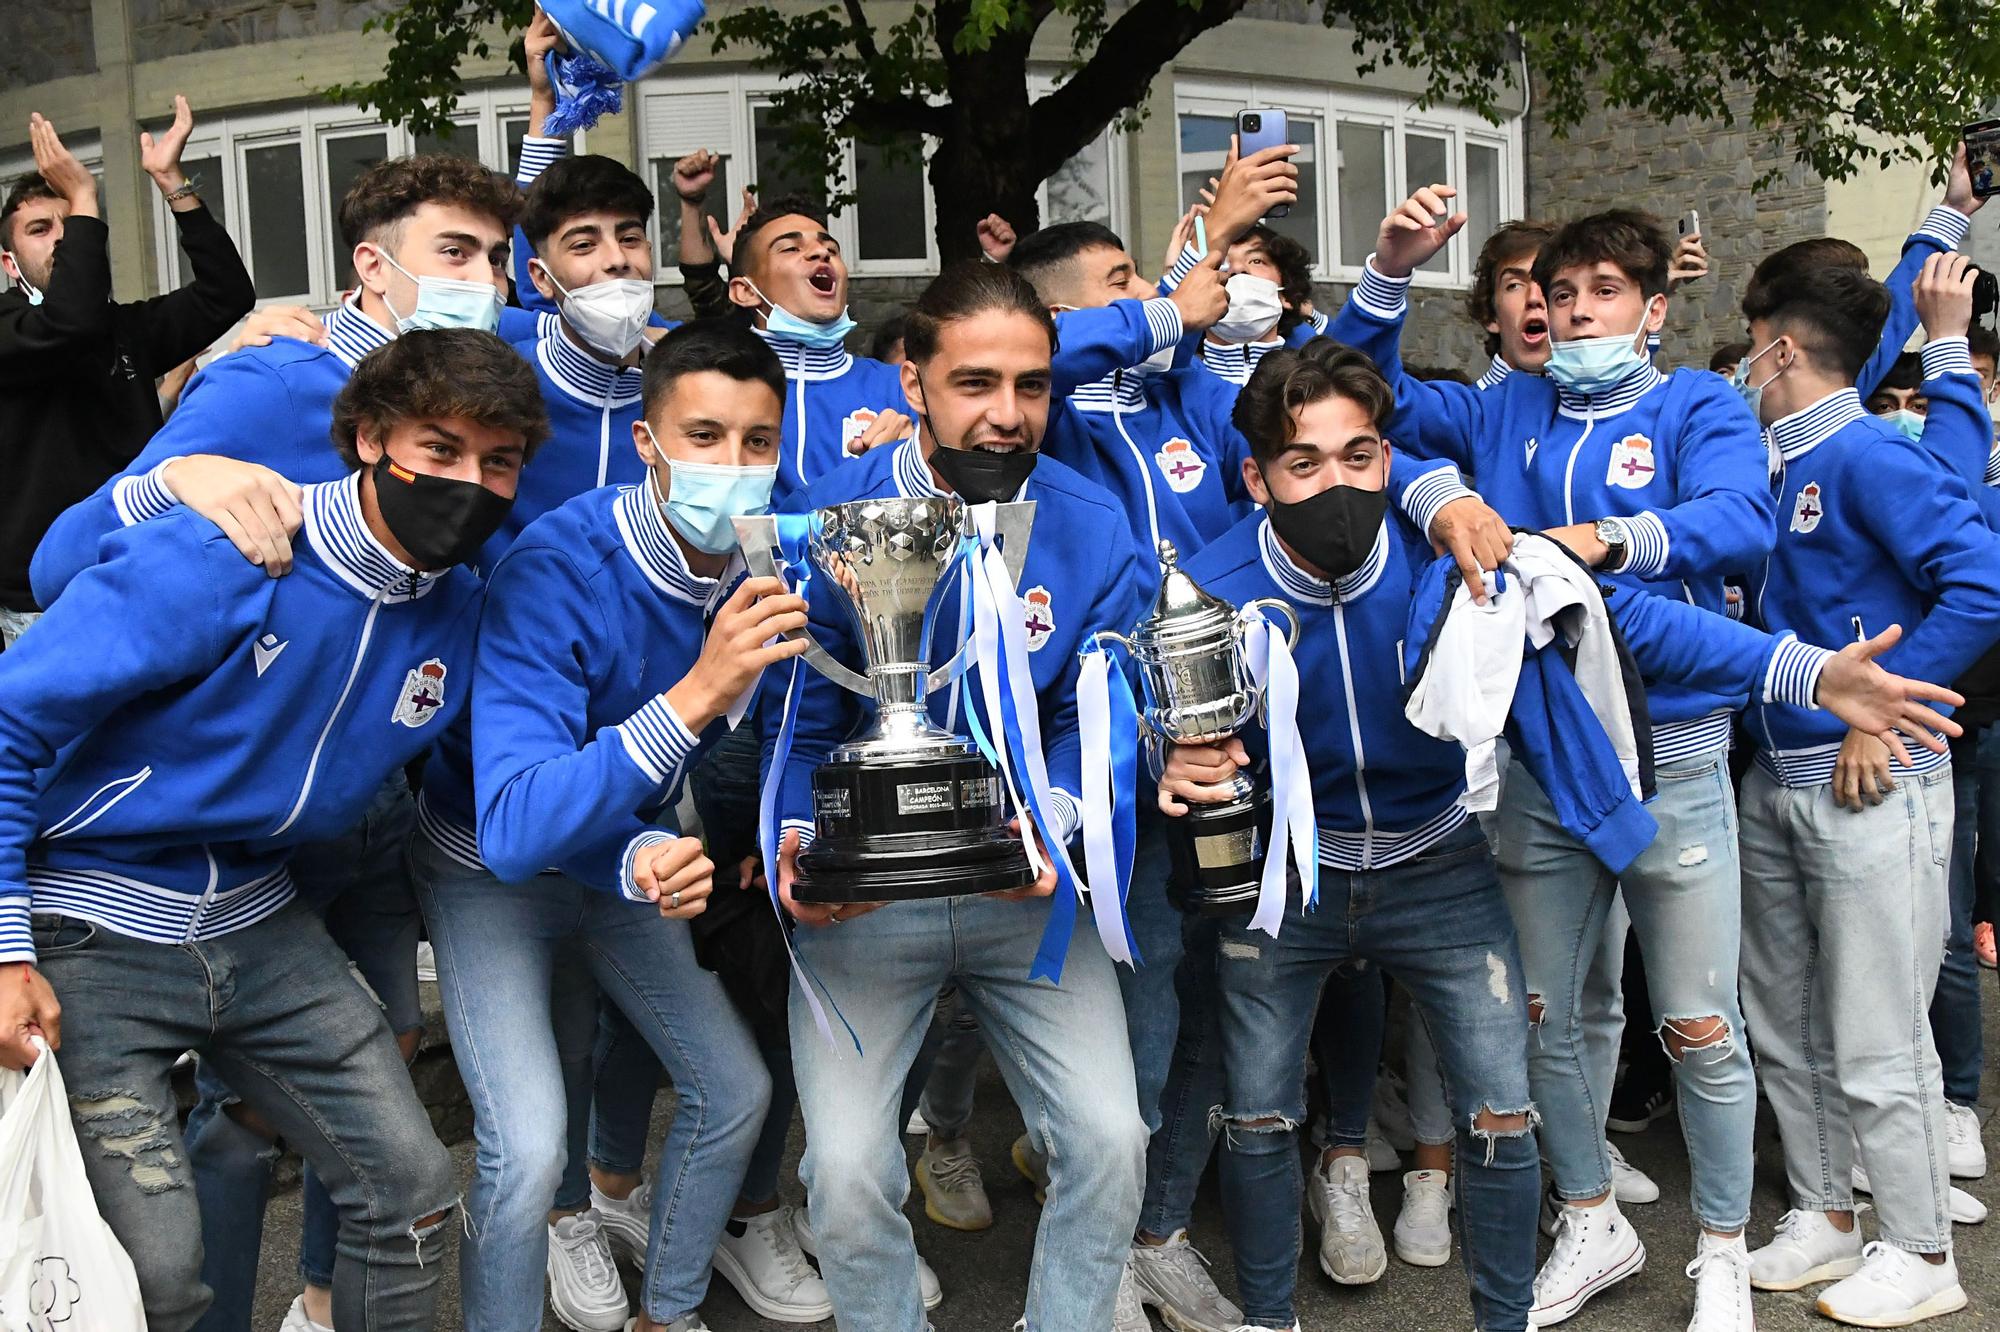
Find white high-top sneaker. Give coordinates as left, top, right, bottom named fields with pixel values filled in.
left=1684, top=1231, right=1753, bottom=1332
left=1530, top=1197, right=1646, bottom=1325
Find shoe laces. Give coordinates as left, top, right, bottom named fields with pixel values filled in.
left=1536, top=1207, right=1592, bottom=1295
left=1851, top=1241, right=1918, bottom=1286
left=1323, top=1164, right=1372, bottom=1231
left=928, top=1142, right=985, bottom=1193
left=1152, top=1233, right=1225, bottom=1296
left=1946, top=1106, right=1977, bottom=1145
left=752, top=1209, right=819, bottom=1288
left=1606, top=1140, right=1636, bottom=1172
left=553, top=1213, right=617, bottom=1288
left=1684, top=1240, right=1748, bottom=1313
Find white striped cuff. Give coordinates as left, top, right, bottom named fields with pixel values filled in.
left=1608, top=511, right=1671, bottom=578
left=1044, top=789, right=1081, bottom=846
left=514, top=135, right=568, bottom=189
left=619, top=831, right=680, bottom=904
left=1917, top=205, right=1973, bottom=252
left=1308, top=310, right=1329, bottom=335
left=1401, top=467, right=1478, bottom=542
left=616, top=695, right=699, bottom=785
left=1351, top=259, right=1411, bottom=321
left=1763, top=635, right=1832, bottom=711
left=112, top=458, right=183, bottom=527
left=1162, top=241, right=1204, bottom=292
left=1986, top=448, right=2000, bottom=486
left=783, top=819, right=816, bottom=851
left=1141, top=297, right=1184, bottom=358
left=1922, top=335, right=1975, bottom=380
left=0, top=898, right=31, bottom=965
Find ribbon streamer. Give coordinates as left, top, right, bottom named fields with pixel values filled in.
left=1242, top=612, right=1318, bottom=936
left=1077, top=638, right=1142, bottom=965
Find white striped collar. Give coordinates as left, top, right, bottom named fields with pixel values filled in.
left=613, top=482, right=738, bottom=609
left=1475, top=353, right=1513, bottom=390
left=1554, top=360, right=1665, bottom=419
left=755, top=327, right=854, bottom=381
left=325, top=297, right=396, bottom=371
left=891, top=435, right=1031, bottom=504
left=1768, top=387, right=1868, bottom=463
left=1068, top=367, right=1149, bottom=414
left=302, top=473, right=443, bottom=602
left=538, top=326, right=643, bottom=406
left=1200, top=339, right=1279, bottom=385
left=1257, top=513, right=1389, bottom=605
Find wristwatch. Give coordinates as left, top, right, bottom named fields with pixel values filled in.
left=1594, top=518, right=1629, bottom=571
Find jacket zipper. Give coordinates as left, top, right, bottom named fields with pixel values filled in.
left=1331, top=600, right=1375, bottom=867
left=272, top=593, right=385, bottom=837
left=1561, top=405, right=1598, bottom=526
left=597, top=395, right=613, bottom=488
left=1109, top=376, right=1164, bottom=554
left=183, top=845, right=219, bottom=943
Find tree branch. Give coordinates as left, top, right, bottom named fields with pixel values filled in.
left=844, top=93, right=950, bottom=138
left=842, top=0, right=880, bottom=61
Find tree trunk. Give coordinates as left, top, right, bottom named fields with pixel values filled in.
left=929, top=12, right=1040, bottom=263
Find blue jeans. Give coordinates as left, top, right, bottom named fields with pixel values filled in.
left=1497, top=744, right=1756, bottom=1231
left=34, top=902, right=456, bottom=1332
left=411, top=836, right=770, bottom=1328
left=1932, top=731, right=1985, bottom=1105
left=791, top=893, right=1146, bottom=1332
left=1311, top=967, right=1386, bottom=1150
left=1739, top=765, right=1956, bottom=1252
left=185, top=773, right=422, bottom=1332
left=1976, top=726, right=2000, bottom=925
left=1213, top=825, right=1539, bottom=1331
left=915, top=991, right=988, bottom=1139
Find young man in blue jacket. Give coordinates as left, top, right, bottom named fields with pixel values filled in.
left=0, top=330, right=545, bottom=1332
left=1735, top=266, right=2000, bottom=1328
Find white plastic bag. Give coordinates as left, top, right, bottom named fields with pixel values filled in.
left=0, top=1038, right=144, bottom=1331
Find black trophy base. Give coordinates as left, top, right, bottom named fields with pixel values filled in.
left=794, top=752, right=1034, bottom=904
left=1166, top=776, right=1272, bottom=917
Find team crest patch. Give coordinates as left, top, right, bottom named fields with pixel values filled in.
left=1023, top=586, right=1055, bottom=651
left=1606, top=434, right=1657, bottom=489
left=1790, top=481, right=1824, bottom=535
left=392, top=659, right=448, bottom=729
left=1155, top=437, right=1206, bottom=493
left=841, top=407, right=907, bottom=450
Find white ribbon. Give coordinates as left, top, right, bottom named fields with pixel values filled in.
left=1243, top=614, right=1317, bottom=936
left=1076, top=649, right=1137, bottom=965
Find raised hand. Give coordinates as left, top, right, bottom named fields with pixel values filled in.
left=140, top=95, right=195, bottom=192
left=1914, top=251, right=1976, bottom=341
left=976, top=213, right=1018, bottom=264
left=28, top=113, right=96, bottom=213
left=1373, top=184, right=1464, bottom=280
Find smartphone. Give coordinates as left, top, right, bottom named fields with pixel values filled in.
left=1965, top=120, right=2000, bottom=200
left=1235, top=108, right=1290, bottom=219
left=1679, top=209, right=1700, bottom=238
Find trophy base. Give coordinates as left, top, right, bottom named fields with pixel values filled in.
left=794, top=753, right=1035, bottom=904
left=1166, top=780, right=1272, bottom=917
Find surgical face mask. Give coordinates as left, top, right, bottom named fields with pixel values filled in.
left=644, top=426, right=779, bottom=556
left=1882, top=407, right=1926, bottom=444
left=370, top=453, right=513, bottom=570
left=374, top=248, right=503, bottom=335
left=1545, top=314, right=1652, bottom=395
left=537, top=263, right=655, bottom=359
left=4, top=254, right=41, bottom=306
left=1131, top=343, right=1178, bottom=377
left=1263, top=463, right=1388, bottom=580
left=930, top=445, right=1038, bottom=503
left=1212, top=273, right=1284, bottom=343
left=745, top=279, right=856, bottom=349
left=1731, top=338, right=1788, bottom=422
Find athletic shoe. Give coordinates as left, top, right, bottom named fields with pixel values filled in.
left=590, top=1179, right=653, bottom=1267
left=1608, top=1074, right=1674, bottom=1136
left=1130, top=1229, right=1243, bottom=1332
left=712, top=1207, right=833, bottom=1323
left=546, top=1211, right=629, bottom=1332
left=415, top=940, right=437, bottom=984
left=793, top=1208, right=943, bottom=1309
left=1748, top=1208, right=1865, bottom=1291
left=1011, top=1132, right=1049, bottom=1204
left=1307, top=1154, right=1387, bottom=1284
left=1531, top=1198, right=1646, bottom=1325
left=915, top=1136, right=992, bottom=1231
left=1113, top=1261, right=1152, bottom=1332
left=278, top=1295, right=333, bottom=1332
left=1946, top=1103, right=1987, bottom=1180
left=1975, top=921, right=1997, bottom=970
left=1852, top=1164, right=1989, bottom=1224
left=1393, top=1169, right=1452, bottom=1267
left=1684, top=1231, right=1753, bottom=1332
left=1363, top=1117, right=1402, bottom=1172
left=1815, top=1243, right=1967, bottom=1327
left=626, top=1319, right=709, bottom=1332
left=1607, top=1140, right=1661, bottom=1204
left=905, top=1106, right=928, bottom=1134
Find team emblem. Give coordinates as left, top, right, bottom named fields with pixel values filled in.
left=1525, top=436, right=1540, bottom=467
left=1023, top=586, right=1055, bottom=652
left=1790, top=481, right=1824, bottom=535
left=1155, top=437, right=1206, bottom=493
left=391, top=659, right=448, bottom=728
left=841, top=408, right=879, bottom=450
left=1606, top=434, right=1656, bottom=489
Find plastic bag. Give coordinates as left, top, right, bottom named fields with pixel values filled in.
left=0, top=1039, right=144, bottom=1331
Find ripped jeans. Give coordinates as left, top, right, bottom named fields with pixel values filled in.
left=1213, top=823, right=1539, bottom=1331
left=31, top=901, right=457, bottom=1332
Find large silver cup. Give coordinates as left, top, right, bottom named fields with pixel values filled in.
left=735, top=496, right=1039, bottom=904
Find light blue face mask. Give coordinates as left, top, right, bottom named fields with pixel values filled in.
left=1883, top=407, right=1927, bottom=443
left=1545, top=317, right=1651, bottom=395
left=645, top=429, right=780, bottom=555
left=746, top=279, right=856, bottom=349
left=4, top=254, right=42, bottom=306
left=1730, top=337, right=1786, bottom=424
left=377, top=249, right=503, bottom=335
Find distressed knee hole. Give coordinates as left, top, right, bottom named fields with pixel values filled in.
left=410, top=1201, right=457, bottom=1266
left=1207, top=1105, right=1300, bottom=1148
left=1661, top=1015, right=1733, bottom=1063
left=72, top=1092, right=185, bottom=1194
left=1467, top=1102, right=1539, bottom=1165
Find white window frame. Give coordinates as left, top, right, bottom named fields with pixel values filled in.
left=1174, top=76, right=1525, bottom=289
left=1027, top=72, right=1130, bottom=239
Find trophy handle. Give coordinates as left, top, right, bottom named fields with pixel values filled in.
left=1238, top=598, right=1300, bottom=649
left=920, top=499, right=1039, bottom=692
left=731, top=514, right=873, bottom=696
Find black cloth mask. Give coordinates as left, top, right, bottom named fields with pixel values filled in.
left=930, top=445, right=1039, bottom=504
left=371, top=454, right=514, bottom=571
left=1265, top=478, right=1387, bottom=581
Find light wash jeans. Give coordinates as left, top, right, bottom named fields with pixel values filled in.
left=791, top=893, right=1146, bottom=1332
left=1739, top=765, right=1956, bottom=1253
left=0, top=606, right=38, bottom=647
left=1497, top=743, right=1755, bottom=1231
left=410, top=836, right=770, bottom=1327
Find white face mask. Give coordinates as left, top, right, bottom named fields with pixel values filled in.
left=538, top=263, right=655, bottom=359
left=1212, top=273, right=1285, bottom=343
left=4, top=253, right=42, bottom=306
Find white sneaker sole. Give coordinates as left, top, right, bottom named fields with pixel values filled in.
left=710, top=1246, right=835, bottom=1324
left=1816, top=1283, right=1969, bottom=1328
left=1531, top=1244, right=1646, bottom=1325
left=1394, top=1232, right=1452, bottom=1267
left=1750, top=1255, right=1865, bottom=1292
left=1949, top=1153, right=1987, bottom=1182
left=545, top=1279, right=628, bottom=1332
left=1319, top=1246, right=1389, bottom=1285
left=1155, top=1299, right=1241, bottom=1332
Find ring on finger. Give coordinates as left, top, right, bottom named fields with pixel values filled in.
left=670, top=889, right=681, bottom=910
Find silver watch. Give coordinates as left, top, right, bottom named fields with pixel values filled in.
left=1594, top=518, right=1628, bottom=571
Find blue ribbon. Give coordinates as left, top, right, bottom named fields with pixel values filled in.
left=1096, top=638, right=1142, bottom=960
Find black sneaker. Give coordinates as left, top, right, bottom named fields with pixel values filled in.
left=1607, top=1078, right=1674, bottom=1134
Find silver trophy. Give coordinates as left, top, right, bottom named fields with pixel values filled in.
left=1100, top=539, right=1298, bottom=915
left=735, top=496, right=1038, bottom=904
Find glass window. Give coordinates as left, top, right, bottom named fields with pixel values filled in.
left=1263, top=117, right=1321, bottom=262
left=323, top=132, right=390, bottom=291
left=751, top=104, right=824, bottom=210
left=1404, top=132, right=1451, bottom=274
left=1335, top=121, right=1387, bottom=269
left=414, top=121, right=479, bottom=160
left=1178, top=113, right=1234, bottom=212
left=1465, top=141, right=1502, bottom=257
left=652, top=155, right=731, bottom=266
left=505, top=117, right=532, bottom=175
left=244, top=141, right=309, bottom=298
left=1046, top=135, right=1112, bottom=225
left=171, top=152, right=223, bottom=286
left=854, top=137, right=928, bottom=262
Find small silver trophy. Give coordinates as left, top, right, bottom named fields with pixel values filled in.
left=735, top=496, right=1038, bottom=904
left=1100, top=540, right=1298, bottom=915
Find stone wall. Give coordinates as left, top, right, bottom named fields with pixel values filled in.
left=131, top=0, right=397, bottom=61
left=3, top=0, right=96, bottom=88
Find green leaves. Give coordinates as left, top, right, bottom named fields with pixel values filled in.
left=327, top=0, right=537, bottom=136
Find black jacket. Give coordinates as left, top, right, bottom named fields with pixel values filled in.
left=0, top=204, right=255, bottom=610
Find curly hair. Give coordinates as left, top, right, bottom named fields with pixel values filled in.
left=331, top=330, right=549, bottom=468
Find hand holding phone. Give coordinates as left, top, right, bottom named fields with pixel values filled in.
left=1963, top=120, right=2000, bottom=200
left=1234, top=109, right=1292, bottom=220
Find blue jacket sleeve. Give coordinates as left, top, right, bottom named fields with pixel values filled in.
left=1914, top=337, right=1993, bottom=492
left=1616, top=374, right=1776, bottom=583
left=1856, top=437, right=2000, bottom=686
left=472, top=547, right=702, bottom=892
left=1606, top=582, right=1831, bottom=707
left=1039, top=523, right=1151, bottom=840
left=1171, top=367, right=1259, bottom=506
left=1051, top=298, right=1185, bottom=394
left=1857, top=207, right=1973, bottom=399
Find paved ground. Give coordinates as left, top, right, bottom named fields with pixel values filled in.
left=252, top=978, right=2000, bottom=1331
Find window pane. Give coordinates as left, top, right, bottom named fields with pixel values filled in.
left=1178, top=113, right=1233, bottom=213
left=505, top=118, right=531, bottom=175
left=323, top=133, right=390, bottom=293
left=244, top=142, right=309, bottom=298
left=1466, top=142, right=1502, bottom=257
left=1047, top=134, right=1112, bottom=225
left=1404, top=133, right=1451, bottom=274
left=1336, top=122, right=1387, bottom=269
left=415, top=121, right=479, bottom=160
left=1263, top=118, right=1320, bottom=263
left=173, top=153, right=223, bottom=285
left=854, top=138, right=927, bottom=262
left=652, top=156, right=730, bottom=266
left=751, top=105, right=823, bottom=210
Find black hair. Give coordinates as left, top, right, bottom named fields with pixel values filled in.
left=1756, top=267, right=1891, bottom=384
left=331, top=330, right=548, bottom=469
left=1744, top=237, right=1871, bottom=322
left=640, top=319, right=787, bottom=418
left=518, top=154, right=654, bottom=252
left=1232, top=337, right=1393, bottom=465
left=0, top=173, right=59, bottom=252
left=869, top=314, right=908, bottom=363
left=732, top=195, right=833, bottom=279
left=1007, top=221, right=1130, bottom=303
left=1878, top=350, right=1925, bottom=394
left=1531, top=209, right=1673, bottom=303
left=1406, top=363, right=1474, bottom=385
left=903, top=261, right=1058, bottom=364
left=1236, top=224, right=1315, bottom=336
left=1709, top=339, right=1752, bottom=374
left=1971, top=325, right=2000, bottom=366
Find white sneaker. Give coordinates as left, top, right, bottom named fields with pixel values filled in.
left=546, top=1211, right=630, bottom=1332
left=1393, top=1169, right=1452, bottom=1267
left=590, top=1179, right=653, bottom=1267
left=1307, top=1154, right=1387, bottom=1285
left=1852, top=1164, right=1989, bottom=1224
left=712, top=1206, right=834, bottom=1323
left=1531, top=1198, right=1646, bottom=1325
left=1684, top=1232, right=1753, bottom=1332
left=906, top=1106, right=928, bottom=1134
left=1945, top=1103, right=1987, bottom=1180
left=793, top=1207, right=943, bottom=1309
left=1129, top=1229, right=1242, bottom=1331
left=1607, top=1140, right=1661, bottom=1205
left=1363, top=1117, right=1402, bottom=1172
left=1750, top=1209, right=1866, bottom=1291
left=278, top=1295, right=333, bottom=1332
left=415, top=939, right=437, bottom=983
left=1112, top=1260, right=1152, bottom=1332
left=1815, top=1243, right=1967, bottom=1327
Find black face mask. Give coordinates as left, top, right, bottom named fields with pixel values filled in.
left=370, top=454, right=514, bottom=571
left=929, top=444, right=1039, bottom=504
left=1265, top=479, right=1387, bottom=581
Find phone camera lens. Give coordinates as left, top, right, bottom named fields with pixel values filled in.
left=1242, top=114, right=1261, bottom=132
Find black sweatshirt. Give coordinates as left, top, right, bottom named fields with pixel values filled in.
left=0, top=204, right=255, bottom=610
